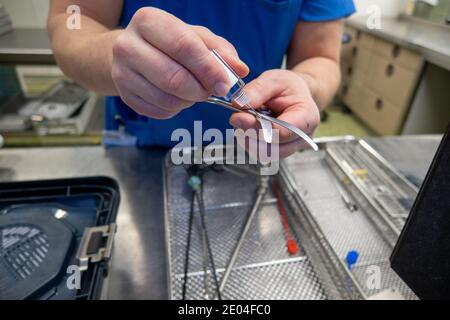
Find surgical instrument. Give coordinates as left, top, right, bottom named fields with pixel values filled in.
left=207, top=50, right=319, bottom=152
left=329, top=173, right=358, bottom=212
left=272, top=180, right=299, bottom=255
left=209, top=50, right=273, bottom=144
left=336, top=182, right=358, bottom=212
left=207, top=97, right=319, bottom=151
left=183, top=167, right=222, bottom=300
left=218, top=176, right=270, bottom=294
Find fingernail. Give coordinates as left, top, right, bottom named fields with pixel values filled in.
left=229, top=118, right=241, bottom=128
left=214, top=81, right=230, bottom=97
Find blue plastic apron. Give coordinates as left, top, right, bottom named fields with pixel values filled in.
left=105, top=0, right=355, bottom=147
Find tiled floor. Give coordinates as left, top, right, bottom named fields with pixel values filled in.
left=315, top=104, right=375, bottom=138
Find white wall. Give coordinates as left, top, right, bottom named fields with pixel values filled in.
left=1, top=0, right=49, bottom=28
left=352, top=0, right=408, bottom=18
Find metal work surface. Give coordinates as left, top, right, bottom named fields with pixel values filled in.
left=0, top=146, right=168, bottom=299
left=0, top=136, right=441, bottom=299
left=346, top=16, right=450, bottom=71
left=0, top=29, right=54, bottom=65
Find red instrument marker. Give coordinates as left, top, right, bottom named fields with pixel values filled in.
left=272, top=181, right=299, bottom=256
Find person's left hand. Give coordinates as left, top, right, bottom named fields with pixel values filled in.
left=229, top=69, right=321, bottom=158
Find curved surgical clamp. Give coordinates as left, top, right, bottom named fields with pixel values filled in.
left=206, top=97, right=319, bottom=151
left=206, top=50, right=318, bottom=151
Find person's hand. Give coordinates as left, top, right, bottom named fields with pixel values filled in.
left=111, top=7, right=249, bottom=119
left=229, top=70, right=320, bottom=158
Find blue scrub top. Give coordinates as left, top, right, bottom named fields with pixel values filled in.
left=105, top=0, right=355, bottom=147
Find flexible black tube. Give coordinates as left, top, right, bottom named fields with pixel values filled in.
left=196, top=186, right=222, bottom=300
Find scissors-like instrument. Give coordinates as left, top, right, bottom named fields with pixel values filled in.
left=206, top=50, right=319, bottom=152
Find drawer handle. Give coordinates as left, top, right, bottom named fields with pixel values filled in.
left=375, top=98, right=383, bottom=111
left=356, top=30, right=362, bottom=40
left=352, top=47, right=358, bottom=57
left=342, top=85, right=348, bottom=96
left=347, top=66, right=353, bottom=76
left=386, top=64, right=395, bottom=77
left=392, top=45, right=401, bottom=58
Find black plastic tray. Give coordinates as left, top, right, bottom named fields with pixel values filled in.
left=0, top=176, right=120, bottom=300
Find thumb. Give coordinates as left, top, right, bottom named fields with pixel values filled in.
left=192, top=25, right=249, bottom=78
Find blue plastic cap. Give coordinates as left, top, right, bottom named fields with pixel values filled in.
left=346, top=250, right=359, bottom=269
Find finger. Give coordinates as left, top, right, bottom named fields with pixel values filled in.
left=278, top=138, right=311, bottom=158
left=230, top=106, right=316, bottom=144
left=118, top=88, right=179, bottom=120
left=241, top=73, right=319, bottom=143
left=241, top=73, right=285, bottom=109
left=269, top=101, right=317, bottom=143
left=112, top=65, right=194, bottom=112
left=234, top=128, right=310, bottom=161
left=135, top=8, right=239, bottom=96
left=192, top=26, right=249, bottom=78
left=229, top=111, right=281, bottom=144
left=229, top=112, right=258, bottom=130
left=235, top=130, right=312, bottom=160
left=113, top=33, right=208, bottom=101
left=234, top=129, right=279, bottom=162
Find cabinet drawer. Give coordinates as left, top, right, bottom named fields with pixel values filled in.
left=348, top=67, right=366, bottom=88
left=358, top=32, right=376, bottom=50
left=341, top=63, right=366, bottom=86
left=367, top=55, right=418, bottom=109
left=373, top=38, right=423, bottom=73
left=353, top=90, right=405, bottom=135
left=341, top=45, right=372, bottom=76
left=341, top=30, right=375, bottom=63
left=341, top=44, right=356, bottom=65
left=352, top=46, right=372, bottom=73
left=343, top=84, right=364, bottom=111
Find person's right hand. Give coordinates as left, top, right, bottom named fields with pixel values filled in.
left=111, top=7, right=249, bottom=119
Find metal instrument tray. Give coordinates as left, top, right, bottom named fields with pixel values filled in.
left=164, top=147, right=329, bottom=300
left=163, top=137, right=418, bottom=300
left=280, top=136, right=418, bottom=299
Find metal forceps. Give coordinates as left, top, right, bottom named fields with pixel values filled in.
left=206, top=50, right=319, bottom=152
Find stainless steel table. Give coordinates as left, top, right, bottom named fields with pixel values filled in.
left=346, top=16, right=450, bottom=72
left=0, top=29, right=54, bottom=65
left=0, top=136, right=442, bottom=299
